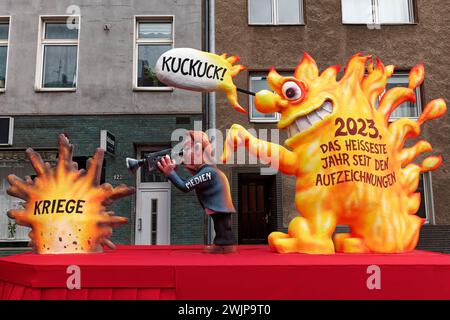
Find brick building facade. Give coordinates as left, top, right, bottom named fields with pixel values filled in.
left=215, top=0, right=450, bottom=250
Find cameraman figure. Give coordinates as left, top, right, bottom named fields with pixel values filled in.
left=157, top=130, right=236, bottom=253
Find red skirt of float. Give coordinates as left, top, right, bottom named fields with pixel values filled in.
left=0, top=245, right=449, bottom=300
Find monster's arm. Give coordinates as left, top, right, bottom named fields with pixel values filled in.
left=222, top=124, right=298, bottom=176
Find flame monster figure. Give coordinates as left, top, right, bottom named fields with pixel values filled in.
left=6, top=134, right=135, bottom=254
left=222, top=53, right=447, bottom=254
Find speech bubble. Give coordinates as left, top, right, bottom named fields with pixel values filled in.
left=156, top=48, right=247, bottom=113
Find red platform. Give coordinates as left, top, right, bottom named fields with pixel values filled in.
left=0, top=245, right=449, bottom=300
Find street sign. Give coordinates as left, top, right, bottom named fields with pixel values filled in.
left=100, top=130, right=116, bottom=156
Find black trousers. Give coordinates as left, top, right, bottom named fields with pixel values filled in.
left=211, top=212, right=236, bottom=245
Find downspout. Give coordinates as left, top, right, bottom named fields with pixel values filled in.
left=203, top=0, right=216, bottom=245
left=208, top=0, right=216, bottom=245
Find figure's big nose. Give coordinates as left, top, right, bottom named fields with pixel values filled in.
left=255, top=90, right=283, bottom=114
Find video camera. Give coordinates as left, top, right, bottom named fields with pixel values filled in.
left=126, top=148, right=183, bottom=174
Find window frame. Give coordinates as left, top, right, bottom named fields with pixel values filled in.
left=0, top=117, right=13, bottom=146
left=385, top=72, right=422, bottom=121
left=420, top=172, right=435, bottom=224
left=385, top=71, right=434, bottom=224
left=0, top=16, right=11, bottom=93
left=248, top=0, right=305, bottom=26
left=133, top=15, right=175, bottom=92
left=35, top=15, right=80, bottom=92
left=341, top=0, right=415, bottom=25
left=0, top=149, right=58, bottom=244
left=248, top=73, right=281, bottom=123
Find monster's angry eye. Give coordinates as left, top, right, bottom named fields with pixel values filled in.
left=281, top=81, right=305, bottom=101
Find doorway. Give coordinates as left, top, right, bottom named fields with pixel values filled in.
left=238, top=173, right=275, bottom=244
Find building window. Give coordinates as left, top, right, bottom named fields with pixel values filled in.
left=72, top=156, right=106, bottom=184
left=341, top=0, right=414, bottom=25
left=36, top=17, right=79, bottom=91
left=381, top=72, right=434, bottom=223
left=248, top=0, right=304, bottom=25
left=134, top=17, right=174, bottom=90
left=0, top=17, right=10, bottom=91
left=0, top=150, right=57, bottom=245
left=151, top=198, right=158, bottom=245
left=0, top=178, right=28, bottom=243
left=416, top=173, right=435, bottom=223
left=385, top=73, right=421, bottom=119
left=249, top=73, right=286, bottom=123
left=0, top=117, right=13, bottom=146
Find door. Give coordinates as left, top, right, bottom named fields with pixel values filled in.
left=238, top=173, right=274, bottom=244
left=135, top=189, right=170, bottom=245
left=135, top=147, right=171, bottom=245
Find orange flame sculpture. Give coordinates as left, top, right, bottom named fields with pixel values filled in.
left=6, top=134, right=135, bottom=254
left=223, top=53, right=446, bottom=254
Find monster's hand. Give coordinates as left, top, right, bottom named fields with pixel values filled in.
left=222, top=124, right=299, bottom=175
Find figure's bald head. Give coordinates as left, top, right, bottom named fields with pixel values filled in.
left=182, top=131, right=214, bottom=172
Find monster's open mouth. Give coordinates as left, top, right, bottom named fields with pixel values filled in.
left=285, top=100, right=333, bottom=138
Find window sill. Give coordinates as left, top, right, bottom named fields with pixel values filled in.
left=249, top=119, right=279, bottom=124
left=342, top=22, right=417, bottom=26
left=35, top=87, right=77, bottom=93
left=133, top=86, right=174, bottom=92
left=248, top=23, right=305, bottom=26
left=0, top=89, right=5, bottom=93
left=388, top=117, right=419, bottom=123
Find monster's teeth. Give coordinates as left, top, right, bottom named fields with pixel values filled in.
left=316, top=107, right=330, bottom=119
left=306, top=111, right=322, bottom=125
left=315, top=110, right=324, bottom=120
left=289, top=123, right=300, bottom=137
left=287, top=101, right=334, bottom=138
left=296, top=117, right=311, bottom=132
left=322, top=101, right=333, bottom=113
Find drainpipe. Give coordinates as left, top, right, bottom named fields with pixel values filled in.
left=203, top=0, right=216, bottom=245
left=208, top=0, right=216, bottom=245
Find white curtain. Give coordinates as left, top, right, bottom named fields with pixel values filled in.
left=385, top=75, right=419, bottom=118
left=341, top=0, right=373, bottom=24
left=278, top=0, right=301, bottom=24
left=378, top=0, right=412, bottom=23
left=249, top=0, right=273, bottom=24
left=43, top=45, right=78, bottom=87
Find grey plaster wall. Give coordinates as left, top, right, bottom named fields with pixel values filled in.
left=0, top=0, right=203, bottom=115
